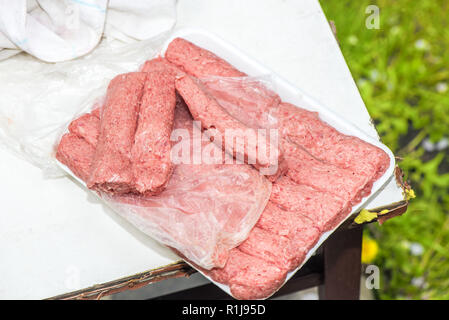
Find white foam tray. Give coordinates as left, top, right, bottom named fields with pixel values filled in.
left=57, top=27, right=395, bottom=299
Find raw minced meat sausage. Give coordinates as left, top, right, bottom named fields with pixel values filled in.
left=200, top=77, right=281, bottom=130
left=56, top=133, right=95, bottom=182
left=165, top=37, right=389, bottom=181
left=279, top=102, right=390, bottom=180
left=227, top=251, right=287, bottom=300
left=131, top=71, right=176, bottom=195
left=68, top=113, right=100, bottom=147
left=255, top=201, right=320, bottom=251
left=208, top=248, right=287, bottom=299
left=87, top=72, right=147, bottom=195
left=141, top=56, right=185, bottom=77
left=208, top=199, right=321, bottom=298
left=175, top=74, right=285, bottom=181
left=166, top=38, right=282, bottom=131
left=282, top=140, right=373, bottom=206
left=270, top=176, right=351, bottom=232
left=238, top=226, right=298, bottom=271
left=165, top=38, right=246, bottom=78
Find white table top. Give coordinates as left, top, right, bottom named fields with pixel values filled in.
left=0, top=0, right=404, bottom=299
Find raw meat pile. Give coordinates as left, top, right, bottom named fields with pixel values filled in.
left=56, top=84, right=272, bottom=270
left=56, top=37, right=390, bottom=299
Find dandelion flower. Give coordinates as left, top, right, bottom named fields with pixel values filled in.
left=436, top=82, right=447, bottom=93
left=436, top=138, right=448, bottom=150
left=414, top=39, right=430, bottom=51
left=410, top=242, right=424, bottom=256
left=411, top=277, right=427, bottom=288
left=362, top=237, right=379, bottom=264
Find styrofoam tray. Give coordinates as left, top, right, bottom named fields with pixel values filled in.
left=161, top=28, right=395, bottom=298
left=57, top=27, right=395, bottom=299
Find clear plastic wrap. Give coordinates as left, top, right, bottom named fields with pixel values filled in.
left=0, top=37, right=165, bottom=177
left=55, top=72, right=276, bottom=269
left=175, top=75, right=285, bottom=181
left=199, top=75, right=281, bottom=130
left=105, top=158, right=271, bottom=269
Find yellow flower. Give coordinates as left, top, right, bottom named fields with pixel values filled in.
left=405, top=188, right=416, bottom=200
left=362, top=236, right=379, bottom=264
left=354, top=209, right=378, bottom=224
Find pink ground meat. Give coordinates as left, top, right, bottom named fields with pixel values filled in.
left=208, top=248, right=287, bottom=299
left=238, top=226, right=297, bottom=271
left=56, top=133, right=95, bottom=182
left=68, top=113, right=100, bottom=147
left=141, top=56, right=185, bottom=77
left=88, top=72, right=147, bottom=194
left=282, top=140, right=373, bottom=206
left=228, top=252, right=287, bottom=300
left=175, top=74, right=285, bottom=181
left=131, top=71, right=176, bottom=195
left=256, top=201, right=320, bottom=249
left=165, top=37, right=282, bottom=138
left=270, top=176, right=351, bottom=232
left=201, top=77, right=280, bottom=130
left=91, top=107, right=101, bottom=119
left=279, top=102, right=390, bottom=179
left=165, top=38, right=246, bottom=78
left=208, top=200, right=322, bottom=298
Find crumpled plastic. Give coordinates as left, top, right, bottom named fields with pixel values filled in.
left=104, top=156, right=272, bottom=269
left=197, top=75, right=285, bottom=179
left=54, top=71, right=278, bottom=269
left=199, top=75, right=281, bottom=130
left=0, top=37, right=165, bottom=177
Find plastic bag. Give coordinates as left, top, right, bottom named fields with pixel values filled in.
left=56, top=90, right=272, bottom=269
left=199, top=75, right=281, bottom=130
left=0, top=36, right=166, bottom=177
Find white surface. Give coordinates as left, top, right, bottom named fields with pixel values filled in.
left=0, top=0, right=176, bottom=62
left=0, top=0, right=404, bottom=299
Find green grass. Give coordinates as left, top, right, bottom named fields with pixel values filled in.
left=320, top=0, right=449, bottom=299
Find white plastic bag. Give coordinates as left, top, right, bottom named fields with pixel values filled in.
left=199, top=75, right=281, bottom=130
left=0, top=37, right=165, bottom=177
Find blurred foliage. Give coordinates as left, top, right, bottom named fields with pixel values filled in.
left=320, top=0, right=449, bottom=299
